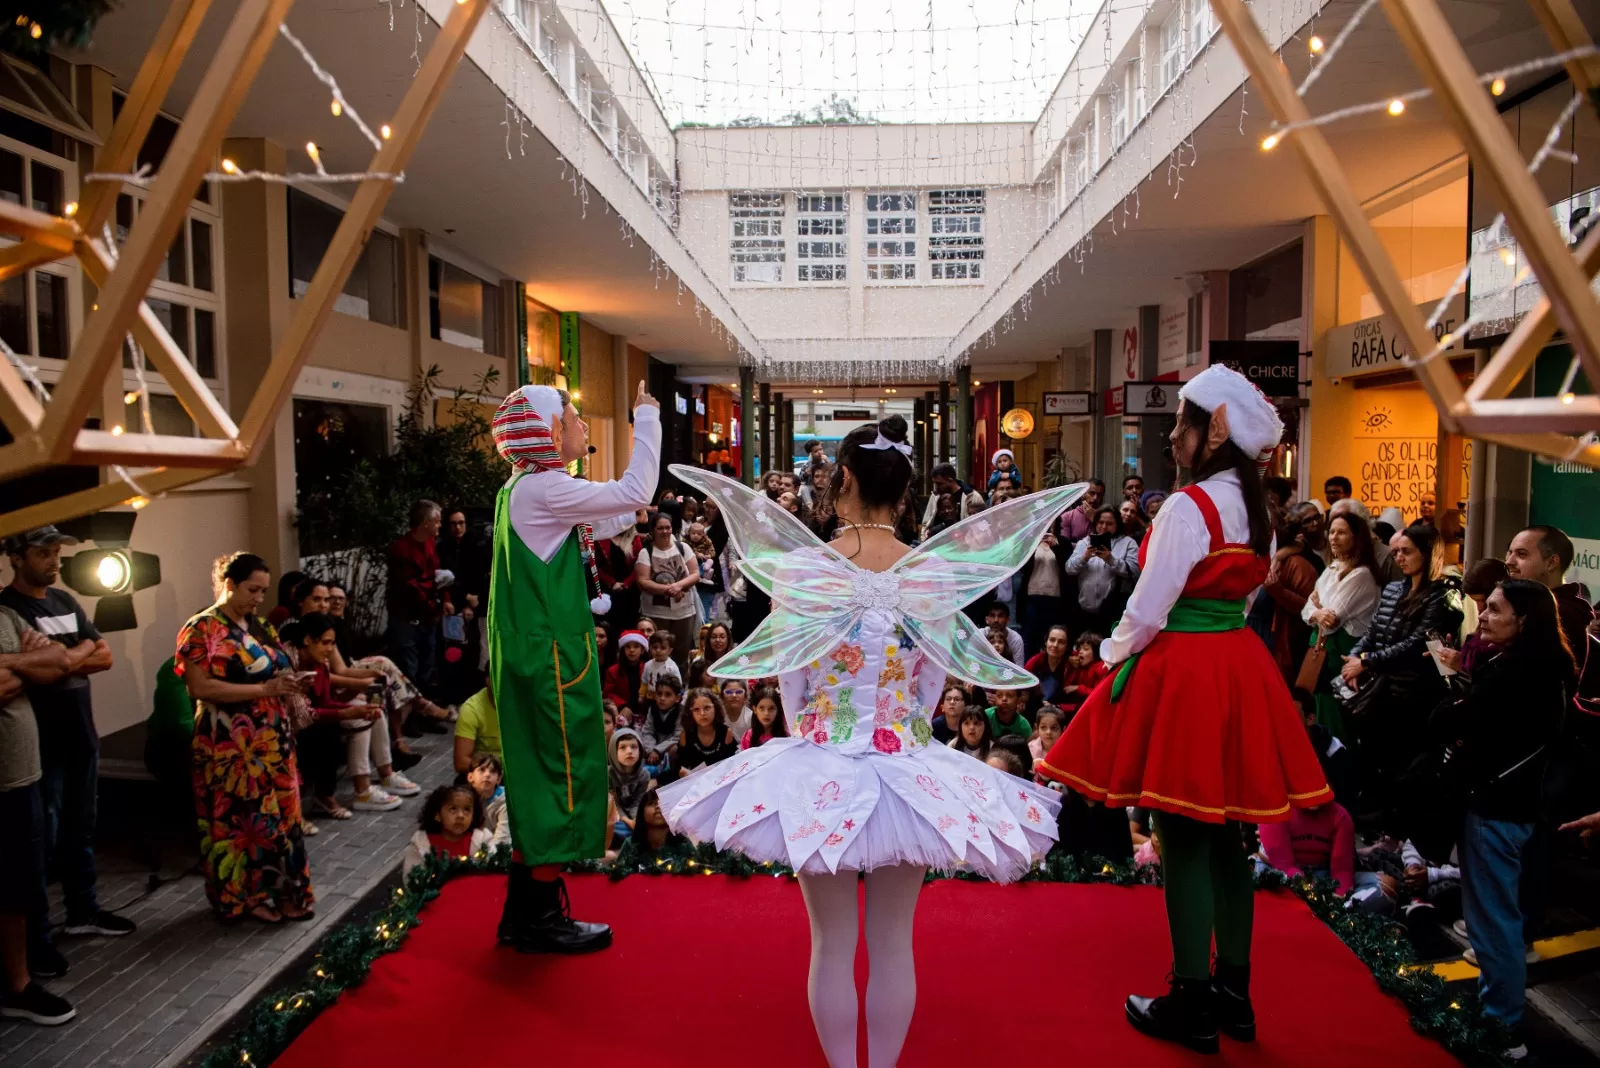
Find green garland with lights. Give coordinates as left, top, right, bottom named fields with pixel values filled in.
left=2, top=1, right=117, bottom=55
left=202, top=841, right=1514, bottom=1068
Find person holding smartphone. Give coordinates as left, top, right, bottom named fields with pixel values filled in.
left=1065, top=506, right=1140, bottom=637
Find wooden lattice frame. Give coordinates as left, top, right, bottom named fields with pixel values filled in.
left=0, top=0, right=490, bottom=538
left=1211, top=0, right=1600, bottom=467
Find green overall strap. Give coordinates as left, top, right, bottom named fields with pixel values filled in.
left=1109, top=597, right=1247, bottom=703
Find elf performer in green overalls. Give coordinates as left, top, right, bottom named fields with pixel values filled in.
left=488, top=380, right=660, bottom=953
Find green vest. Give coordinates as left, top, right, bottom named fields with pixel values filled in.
left=487, top=471, right=607, bottom=864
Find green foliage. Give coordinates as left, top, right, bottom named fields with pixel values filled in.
left=1, top=0, right=116, bottom=56
left=205, top=840, right=1514, bottom=1067
left=676, top=94, right=877, bottom=130
left=1042, top=451, right=1083, bottom=489
left=292, top=365, right=506, bottom=638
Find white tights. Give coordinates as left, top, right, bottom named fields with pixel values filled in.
left=797, top=864, right=925, bottom=1068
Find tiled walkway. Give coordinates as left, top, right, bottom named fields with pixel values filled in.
left=0, top=731, right=456, bottom=1068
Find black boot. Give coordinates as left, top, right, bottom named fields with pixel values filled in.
left=509, top=874, right=612, bottom=955
left=1211, top=961, right=1255, bottom=1042
left=496, top=863, right=534, bottom=945
left=1126, top=974, right=1219, bottom=1055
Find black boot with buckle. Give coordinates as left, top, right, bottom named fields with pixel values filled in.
left=509, top=873, right=613, bottom=954
left=1211, top=960, right=1255, bottom=1041
left=1126, top=973, right=1220, bottom=1055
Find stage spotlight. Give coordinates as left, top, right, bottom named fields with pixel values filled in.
left=56, top=512, right=163, bottom=632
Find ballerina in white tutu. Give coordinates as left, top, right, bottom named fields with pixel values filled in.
left=658, top=416, right=1084, bottom=1068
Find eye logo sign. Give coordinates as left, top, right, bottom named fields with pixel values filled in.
left=1361, top=406, right=1393, bottom=432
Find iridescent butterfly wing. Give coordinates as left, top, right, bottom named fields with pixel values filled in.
left=669, top=466, right=864, bottom=677
left=894, top=483, right=1088, bottom=688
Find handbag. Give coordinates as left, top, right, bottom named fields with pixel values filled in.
left=1338, top=669, right=1390, bottom=719
left=1294, top=633, right=1328, bottom=694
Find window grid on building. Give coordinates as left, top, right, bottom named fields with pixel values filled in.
left=1130, top=55, right=1146, bottom=123
left=1110, top=84, right=1128, bottom=147
left=927, top=188, right=984, bottom=281
left=864, top=191, right=916, bottom=281
left=1160, top=12, right=1184, bottom=91
left=1191, top=1, right=1217, bottom=57
left=795, top=194, right=848, bottom=282
left=730, top=192, right=785, bottom=283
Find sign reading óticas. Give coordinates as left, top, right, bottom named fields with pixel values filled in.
left=1208, top=339, right=1300, bottom=398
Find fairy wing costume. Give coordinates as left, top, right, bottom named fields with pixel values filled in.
left=657, top=467, right=1086, bottom=882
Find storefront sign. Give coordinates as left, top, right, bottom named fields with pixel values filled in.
left=830, top=408, right=873, bottom=421
left=1208, top=339, right=1300, bottom=398
left=1323, top=294, right=1465, bottom=379
left=1122, top=381, right=1178, bottom=416
left=1042, top=391, right=1092, bottom=416
left=674, top=394, right=688, bottom=415
left=1530, top=347, right=1600, bottom=592
left=1102, top=388, right=1124, bottom=417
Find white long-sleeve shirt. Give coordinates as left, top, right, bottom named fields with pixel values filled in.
left=1300, top=561, right=1381, bottom=639
left=507, top=406, right=661, bottom=560
left=1101, top=471, right=1247, bottom=666
left=1065, top=534, right=1140, bottom=612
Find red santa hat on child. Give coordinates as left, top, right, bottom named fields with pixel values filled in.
left=990, top=448, right=1015, bottom=466
left=1177, top=364, right=1284, bottom=467
left=618, top=630, right=649, bottom=651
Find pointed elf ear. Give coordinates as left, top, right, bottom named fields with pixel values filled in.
left=1206, top=403, right=1231, bottom=455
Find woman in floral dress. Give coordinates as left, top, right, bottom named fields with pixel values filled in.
left=176, top=552, right=314, bottom=924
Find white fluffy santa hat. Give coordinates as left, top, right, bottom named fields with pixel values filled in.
left=1177, top=364, right=1284, bottom=466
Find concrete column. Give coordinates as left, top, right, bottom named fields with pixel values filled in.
left=218, top=137, right=298, bottom=571
left=739, top=366, right=756, bottom=485
left=612, top=335, right=630, bottom=466
left=1138, top=304, right=1165, bottom=481
left=1302, top=215, right=1339, bottom=502
left=938, top=379, right=951, bottom=465
left=401, top=227, right=430, bottom=416
left=768, top=391, right=780, bottom=476
left=955, top=365, right=972, bottom=482
left=919, top=391, right=935, bottom=493
left=783, top=398, right=796, bottom=473
left=759, top=381, right=772, bottom=476
left=1093, top=328, right=1114, bottom=481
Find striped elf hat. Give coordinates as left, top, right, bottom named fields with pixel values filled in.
left=492, top=385, right=565, bottom=472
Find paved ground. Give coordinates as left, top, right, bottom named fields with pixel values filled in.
left=0, top=729, right=457, bottom=1068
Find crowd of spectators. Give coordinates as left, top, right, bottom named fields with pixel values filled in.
left=3, top=445, right=1598, bottom=1059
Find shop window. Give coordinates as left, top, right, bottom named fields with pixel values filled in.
left=928, top=189, right=984, bottom=281
left=525, top=294, right=561, bottom=384
left=1230, top=242, right=1303, bottom=338
left=123, top=391, right=197, bottom=438
left=287, top=188, right=401, bottom=326
left=429, top=256, right=501, bottom=354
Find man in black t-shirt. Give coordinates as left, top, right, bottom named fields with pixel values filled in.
left=2, top=527, right=132, bottom=980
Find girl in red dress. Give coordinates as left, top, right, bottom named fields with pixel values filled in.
left=1037, top=364, right=1333, bottom=1054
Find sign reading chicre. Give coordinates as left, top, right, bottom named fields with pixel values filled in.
left=1208, top=339, right=1300, bottom=398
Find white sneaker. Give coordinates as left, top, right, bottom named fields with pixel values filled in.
left=1453, top=919, right=1469, bottom=939
left=352, top=787, right=402, bottom=812
left=1462, top=946, right=1540, bottom=967
left=380, top=772, right=420, bottom=797
left=1505, top=1044, right=1528, bottom=1062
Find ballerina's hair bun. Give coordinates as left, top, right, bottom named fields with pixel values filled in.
left=834, top=414, right=913, bottom=510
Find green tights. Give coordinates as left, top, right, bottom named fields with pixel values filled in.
left=1153, top=812, right=1254, bottom=980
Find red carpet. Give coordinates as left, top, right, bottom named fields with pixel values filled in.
left=277, top=874, right=1458, bottom=1067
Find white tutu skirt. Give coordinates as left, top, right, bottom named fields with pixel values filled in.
left=658, top=738, right=1063, bottom=884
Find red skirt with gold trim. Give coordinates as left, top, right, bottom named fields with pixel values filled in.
left=1037, top=628, right=1334, bottom=824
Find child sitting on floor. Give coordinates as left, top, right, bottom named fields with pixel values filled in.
left=947, top=706, right=993, bottom=760
left=604, top=631, right=649, bottom=726
left=629, top=787, right=688, bottom=857
left=641, top=631, right=682, bottom=697
left=741, top=685, right=788, bottom=749
left=402, top=784, right=493, bottom=875
left=984, top=688, right=1032, bottom=742
left=638, top=677, right=684, bottom=779
left=466, top=753, right=510, bottom=848
left=609, top=727, right=652, bottom=842
left=1059, top=634, right=1111, bottom=712
left=677, top=687, right=737, bottom=775
left=1029, top=705, right=1066, bottom=766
